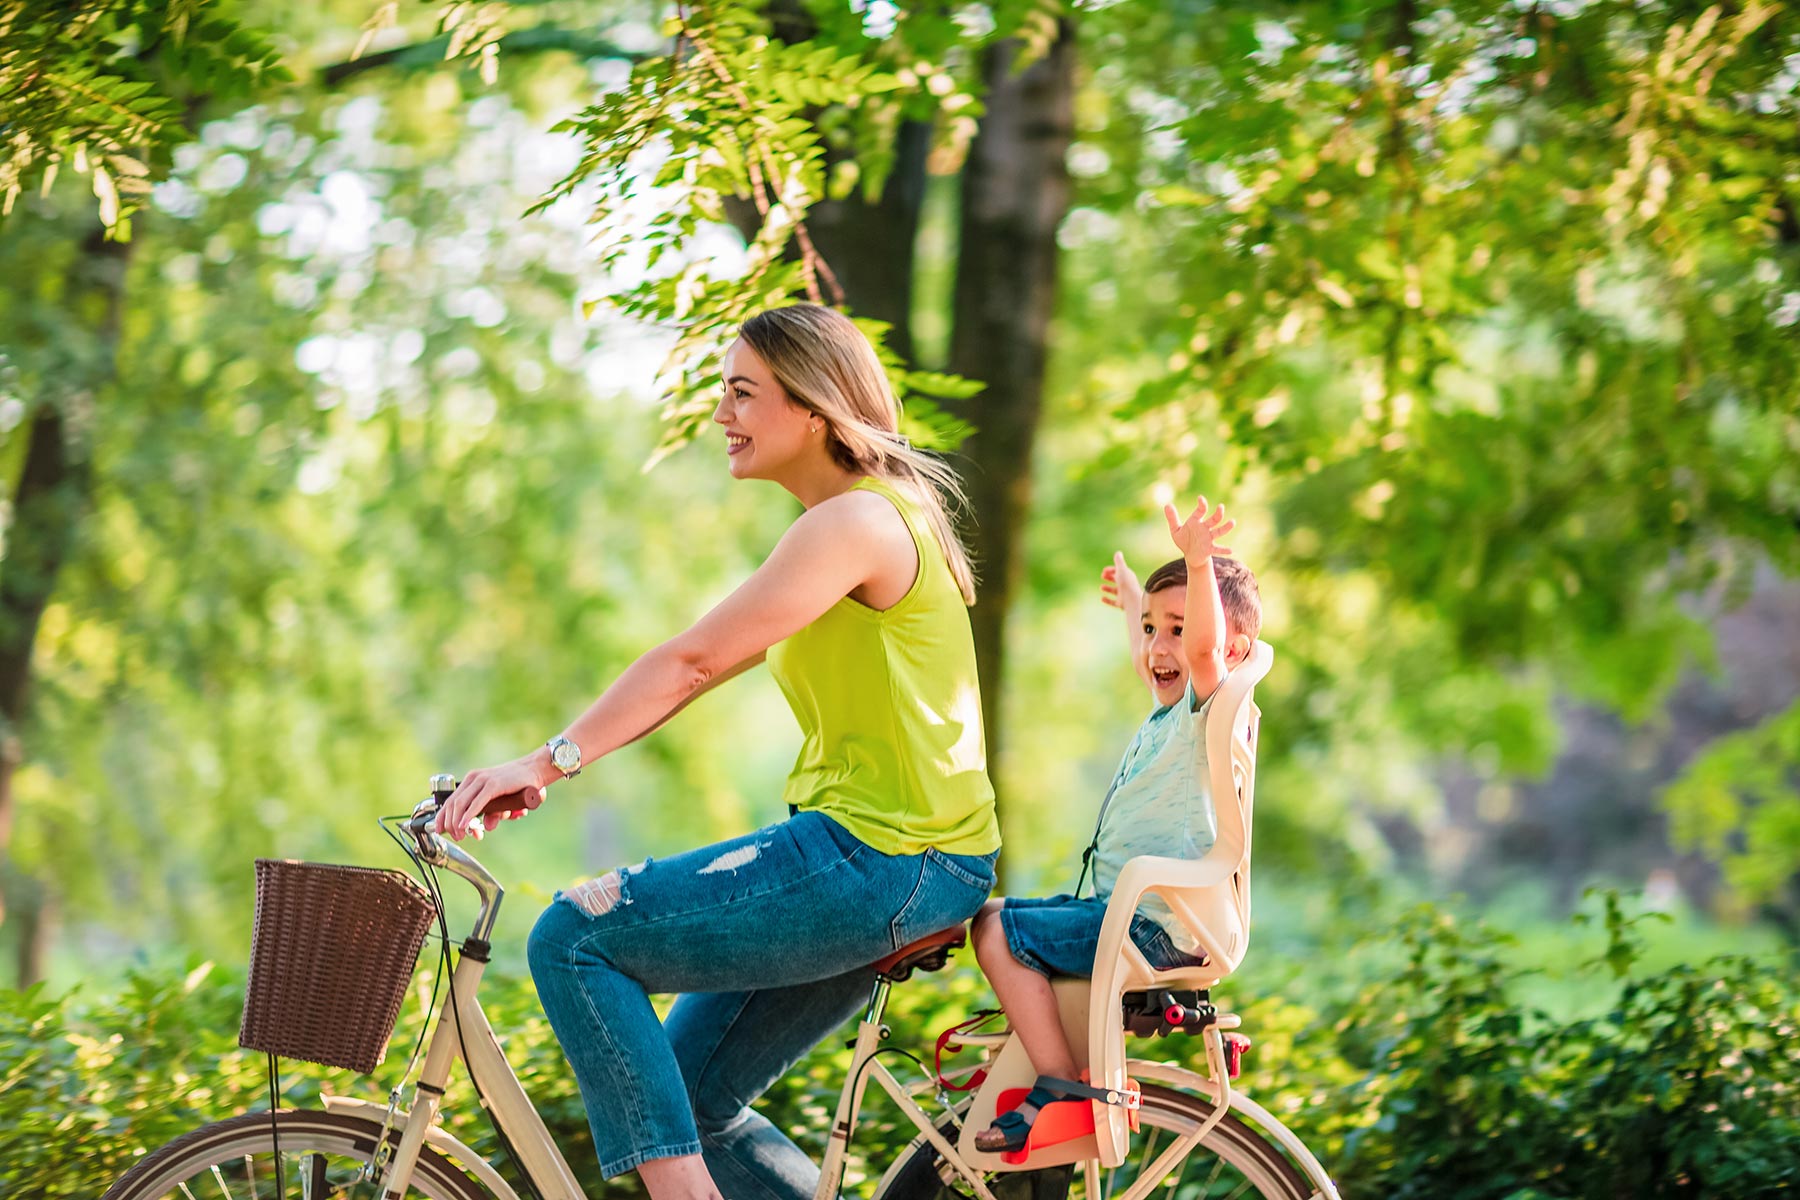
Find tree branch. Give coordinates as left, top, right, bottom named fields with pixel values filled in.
left=319, top=25, right=645, bottom=88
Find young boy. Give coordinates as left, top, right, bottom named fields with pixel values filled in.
left=969, top=496, right=1262, bottom=1153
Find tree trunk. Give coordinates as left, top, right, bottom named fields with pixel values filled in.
left=0, top=407, right=84, bottom=985
left=11, top=874, right=53, bottom=986
left=0, top=225, right=121, bottom=985
left=945, top=26, right=1076, bottom=869
left=802, top=119, right=933, bottom=364
left=729, top=0, right=932, bottom=360
left=723, top=118, right=932, bottom=361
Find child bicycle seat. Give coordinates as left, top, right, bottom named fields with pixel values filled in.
left=957, top=640, right=1274, bottom=1172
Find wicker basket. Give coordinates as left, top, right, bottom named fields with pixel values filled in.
left=239, top=859, right=438, bottom=1074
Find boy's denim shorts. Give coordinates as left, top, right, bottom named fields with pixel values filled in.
left=997, top=892, right=1205, bottom=979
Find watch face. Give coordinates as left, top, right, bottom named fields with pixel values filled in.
left=551, top=739, right=581, bottom=772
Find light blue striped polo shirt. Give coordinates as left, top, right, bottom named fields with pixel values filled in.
left=1089, top=683, right=1218, bottom=953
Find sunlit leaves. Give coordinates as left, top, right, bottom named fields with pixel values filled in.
left=1666, top=699, right=1800, bottom=908
left=0, top=0, right=292, bottom=237
left=532, top=0, right=1035, bottom=455
left=1064, top=0, right=1799, bottom=687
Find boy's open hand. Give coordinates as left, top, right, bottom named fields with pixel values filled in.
left=1165, top=496, right=1235, bottom=564
left=1100, top=551, right=1142, bottom=614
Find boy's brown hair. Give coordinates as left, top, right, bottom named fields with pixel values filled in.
left=1143, top=557, right=1262, bottom=645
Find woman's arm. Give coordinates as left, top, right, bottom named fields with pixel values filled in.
left=625, top=650, right=766, bottom=746
left=435, top=498, right=889, bottom=837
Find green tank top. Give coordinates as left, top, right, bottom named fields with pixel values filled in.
left=765, top=476, right=1000, bottom=856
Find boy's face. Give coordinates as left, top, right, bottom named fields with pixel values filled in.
left=1142, top=584, right=1190, bottom=708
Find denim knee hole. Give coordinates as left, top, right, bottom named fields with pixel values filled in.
left=567, top=865, right=638, bottom=916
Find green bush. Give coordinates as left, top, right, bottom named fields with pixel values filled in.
left=1317, top=897, right=1800, bottom=1198
left=0, top=953, right=614, bottom=1200
left=6, top=898, right=1796, bottom=1199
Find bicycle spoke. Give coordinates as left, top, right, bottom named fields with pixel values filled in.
left=1132, top=1127, right=1163, bottom=1189
left=1156, top=1149, right=1185, bottom=1197
left=871, top=1086, right=1313, bottom=1200
left=103, top=1110, right=481, bottom=1200
left=1200, top=1150, right=1226, bottom=1195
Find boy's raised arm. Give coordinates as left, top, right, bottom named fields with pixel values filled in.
left=1164, top=497, right=1234, bottom=703
left=1101, top=551, right=1152, bottom=690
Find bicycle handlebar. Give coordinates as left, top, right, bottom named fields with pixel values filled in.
left=391, top=775, right=507, bottom=945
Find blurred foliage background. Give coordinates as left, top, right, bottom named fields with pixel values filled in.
left=2, top=0, right=1797, bottom=1194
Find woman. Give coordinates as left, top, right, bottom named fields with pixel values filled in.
left=435, top=304, right=1000, bottom=1200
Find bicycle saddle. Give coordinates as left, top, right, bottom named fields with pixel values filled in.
left=872, top=925, right=966, bottom=982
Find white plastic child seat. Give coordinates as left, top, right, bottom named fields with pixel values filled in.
left=1091, top=637, right=1271, bottom=993
left=1086, top=638, right=1271, bottom=1163
left=956, top=640, right=1274, bottom=1172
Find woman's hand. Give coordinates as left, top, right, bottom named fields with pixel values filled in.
left=434, top=750, right=556, bottom=841
left=1100, top=551, right=1143, bottom=615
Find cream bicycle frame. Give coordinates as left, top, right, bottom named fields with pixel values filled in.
left=355, top=824, right=585, bottom=1200
left=367, top=803, right=1336, bottom=1200
left=364, top=818, right=1011, bottom=1200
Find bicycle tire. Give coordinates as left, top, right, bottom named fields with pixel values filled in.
left=871, top=1083, right=1313, bottom=1200
left=100, top=1108, right=498, bottom=1200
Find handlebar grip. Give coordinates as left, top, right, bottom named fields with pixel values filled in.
left=477, top=795, right=536, bottom=819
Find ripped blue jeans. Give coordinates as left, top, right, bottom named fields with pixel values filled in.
left=526, top=810, right=996, bottom=1199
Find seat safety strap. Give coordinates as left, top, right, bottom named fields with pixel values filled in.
left=933, top=1009, right=1004, bottom=1092
left=1037, top=1075, right=1143, bottom=1110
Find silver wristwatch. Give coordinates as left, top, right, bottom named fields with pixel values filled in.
left=546, top=736, right=583, bottom=779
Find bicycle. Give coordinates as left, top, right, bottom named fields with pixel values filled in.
left=102, top=644, right=1341, bottom=1200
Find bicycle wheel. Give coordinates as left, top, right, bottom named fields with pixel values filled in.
left=871, top=1084, right=1313, bottom=1200
left=101, top=1108, right=496, bottom=1200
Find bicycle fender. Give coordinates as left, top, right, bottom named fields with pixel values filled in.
left=322, top=1094, right=523, bottom=1200
left=1123, top=1061, right=1343, bottom=1200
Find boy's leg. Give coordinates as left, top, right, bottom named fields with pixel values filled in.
left=971, top=900, right=1079, bottom=1080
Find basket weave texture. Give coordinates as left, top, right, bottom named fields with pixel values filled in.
left=239, top=859, right=437, bottom=1074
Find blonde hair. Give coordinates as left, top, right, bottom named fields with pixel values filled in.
left=737, top=304, right=978, bottom=606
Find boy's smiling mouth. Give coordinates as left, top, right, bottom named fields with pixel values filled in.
left=1151, top=666, right=1181, bottom=688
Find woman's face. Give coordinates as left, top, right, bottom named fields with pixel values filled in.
left=713, top=338, right=816, bottom=482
